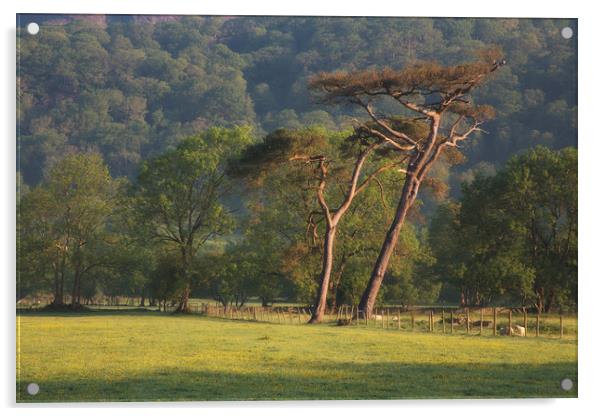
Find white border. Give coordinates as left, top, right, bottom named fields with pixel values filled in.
left=2, top=1, right=600, bottom=415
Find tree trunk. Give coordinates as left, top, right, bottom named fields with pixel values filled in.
left=358, top=117, right=441, bottom=319
left=71, top=271, right=81, bottom=307
left=544, top=290, right=555, bottom=313
left=535, top=287, right=544, bottom=313
left=309, top=226, right=337, bottom=323
left=52, top=255, right=67, bottom=306
left=51, top=265, right=63, bottom=306
left=176, top=284, right=191, bottom=313
left=358, top=174, right=419, bottom=318
left=59, top=265, right=64, bottom=304
left=174, top=243, right=193, bottom=313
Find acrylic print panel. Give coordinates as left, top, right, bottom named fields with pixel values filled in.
left=16, top=14, right=578, bottom=402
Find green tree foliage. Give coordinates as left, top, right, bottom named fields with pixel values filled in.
left=17, top=153, right=118, bottom=307
left=237, top=127, right=430, bottom=313
left=133, top=126, right=253, bottom=311
left=429, top=147, right=577, bottom=310
left=18, top=17, right=576, bottom=191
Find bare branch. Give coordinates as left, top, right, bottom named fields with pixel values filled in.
left=361, top=126, right=416, bottom=151
left=315, top=159, right=332, bottom=225
left=358, top=99, right=418, bottom=147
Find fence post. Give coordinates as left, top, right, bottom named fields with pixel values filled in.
left=431, top=310, right=435, bottom=332
left=450, top=310, right=454, bottom=334
left=466, top=308, right=470, bottom=333
left=356, top=306, right=359, bottom=326
left=382, top=309, right=385, bottom=329
left=427, top=310, right=431, bottom=332
left=508, top=309, right=512, bottom=334
left=523, top=309, right=528, bottom=336
left=536, top=312, right=540, bottom=337
left=397, top=308, right=401, bottom=330
left=442, top=309, right=446, bottom=333
left=480, top=308, right=484, bottom=335
left=386, top=308, right=390, bottom=330
left=493, top=307, right=497, bottom=336
left=298, top=307, right=301, bottom=324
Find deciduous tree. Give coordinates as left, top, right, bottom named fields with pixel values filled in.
left=133, top=126, right=253, bottom=312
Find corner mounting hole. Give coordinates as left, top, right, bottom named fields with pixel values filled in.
left=26, top=22, right=39, bottom=35
left=27, top=383, right=39, bottom=395
left=561, top=27, right=573, bottom=39
left=560, top=378, right=573, bottom=391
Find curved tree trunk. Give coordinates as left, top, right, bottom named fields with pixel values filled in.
left=306, top=145, right=381, bottom=324
left=309, top=226, right=337, bottom=323
left=358, top=173, right=419, bottom=318
left=359, top=118, right=441, bottom=319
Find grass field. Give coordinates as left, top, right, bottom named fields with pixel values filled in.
left=16, top=310, right=577, bottom=402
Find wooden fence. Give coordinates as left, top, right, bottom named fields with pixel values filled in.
left=182, top=303, right=573, bottom=339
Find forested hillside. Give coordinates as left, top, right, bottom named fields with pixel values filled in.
left=18, top=16, right=576, bottom=186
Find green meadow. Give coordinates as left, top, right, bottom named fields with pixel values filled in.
left=17, top=311, right=577, bottom=402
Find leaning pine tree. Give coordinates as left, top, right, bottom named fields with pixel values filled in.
left=237, top=128, right=418, bottom=323
left=309, top=48, right=504, bottom=318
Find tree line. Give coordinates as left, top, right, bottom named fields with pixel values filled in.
left=18, top=51, right=577, bottom=318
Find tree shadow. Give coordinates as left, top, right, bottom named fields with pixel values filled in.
left=17, top=361, right=577, bottom=403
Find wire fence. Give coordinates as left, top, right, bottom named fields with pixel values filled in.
left=17, top=298, right=576, bottom=339
left=184, top=303, right=576, bottom=339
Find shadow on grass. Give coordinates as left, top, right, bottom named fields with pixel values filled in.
left=17, top=360, right=577, bottom=403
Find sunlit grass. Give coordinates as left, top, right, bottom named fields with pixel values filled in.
left=16, top=311, right=577, bottom=402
